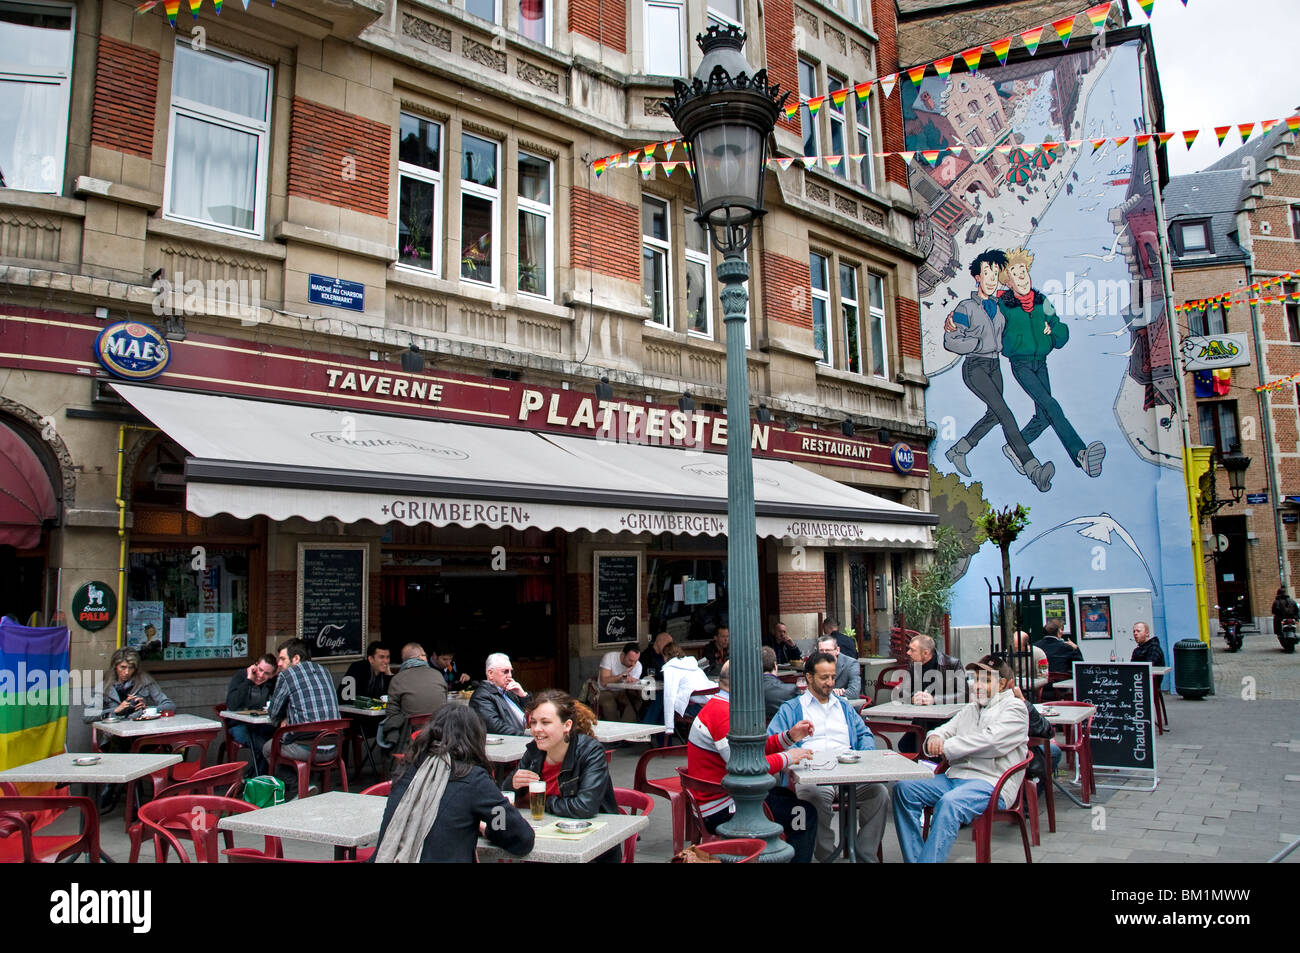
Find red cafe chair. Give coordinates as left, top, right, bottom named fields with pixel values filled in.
left=266, top=719, right=351, bottom=797
left=126, top=762, right=249, bottom=863
left=137, top=795, right=281, bottom=864
left=1050, top=702, right=1097, bottom=804
left=613, top=787, right=655, bottom=863
left=124, top=727, right=222, bottom=824
left=633, top=746, right=688, bottom=854
left=686, top=838, right=766, bottom=863
left=0, top=782, right=101, bottom=863
left=213, top=704, right=251, bottom=767
left=676, top=769, right=729, bottom=847
left=360, top=780, right=392, bottom=797
left=922, top=757, right=1036, bottom=863
left=1028, top=735, right=1056, bottom=837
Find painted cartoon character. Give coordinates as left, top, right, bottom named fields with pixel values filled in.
left=943, top=249, right=1054, bottom=492
left=998, top=247, right=1106, bottom=478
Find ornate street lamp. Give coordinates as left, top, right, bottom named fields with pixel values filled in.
left=1199, top=447, right=1251, bottom=520
left=664, top=24, right=789, bottom=862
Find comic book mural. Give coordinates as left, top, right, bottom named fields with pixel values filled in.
left=909, top=39, right=1197, bottom=641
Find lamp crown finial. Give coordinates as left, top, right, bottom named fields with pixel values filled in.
left=697, top=22, right=746, bottom=53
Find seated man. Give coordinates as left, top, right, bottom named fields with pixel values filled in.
left=1010, top=631, right=1048, bottom=698
left=762, top=646, right=798, bottom=722
left=892, top=655, right=1029, bottom=863
left=468, top=653, right=531, bottom=735
left=686, top=661, right=819, bottom=862
left=597, top=641, right=643, bottom=722
left=701, top=626, right=730, bottom=675
left=766, top=620, right=804, bottom=667
left=823, top=618, right=858, bottom=660
left=264, top=638, right=342, bottom=798
left=815, top=634, right=861, bottom=700
left=897, top=634, right=967, bottom=705
left=380, top=642, right=448, bottom=751
left=225, top=653, right=277, bottom=775
left=432, top=646, right=472, bottom=688
left=340, top=641, right=391, bottom=703
left=769, top=652, right=889, bottom=863
left=1130, top=622, right=1165, bottom=690
left=639, top=631, right=674, bottom=676
left=1038, top=618, right=1082, bottom=676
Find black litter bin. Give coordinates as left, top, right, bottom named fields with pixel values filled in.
left=1173, top=639, right=1211, bottom=699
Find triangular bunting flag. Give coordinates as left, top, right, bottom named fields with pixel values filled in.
left=960, top=48, right=983, bottom=73
left=187, top=0, right=200, bottom=14
left=213, top=0, right=222, bottom=12
left=1237, top=123, right=1254, bottom=143
left=642, top=144, right=659, bottom=160
left=830, top=88, right=849, bottom=110
left=1261, top=118, right=1279, bottom=134
left=164, top=0, right=179, bottom=24
left=920, top=150, right=941, bottom=166
left=684, top=161, right=694, bottom=177
left=827, top=156, right=845, bottom=171
left=638, top=161, right=655, bottom=180
left=1051, top=15, right=1075, bottom=46
left=776, top=157, right=796, bottom=172
left=1090, top=137, right=1108, bottom=153
left=949, top=145, right=964, bottom=156
left=240, top=0, right=250, bottom=9
left=807, top=96, right=825, bottom=117
left=1113, top=136, right=1130, bottom=148
left=879, top=74, right=897, bottom=99
left=666, top=162, right=682, bottom=178
left=1085, top=2, right=1112, bottom=29
left=1213, top=126, right=1232, bottom=146
left=897, top=152, right=915, bottom=164
left=1134, top=133, right=1152, bottom=147
left=1064, top=139, right=1083, bottom=148
left=1182, top=129, right=1198, bottom=148
left=1020, top=26, right=1044, bottom=55
left=784, top=102, right=799, bottom=121
left=934, top=56, right=956, bottom=80
left=907, top=65, right=927, bottom=86
left=990, top=37, right=1013, bottom=66
left=854, top=82, right=872, bottom=102
left=593, top=159, right=607, bottom=177
left=664, top=141, right=676, bottom=162
left=135, top=1, right=158, bottom=11
left=1136, top=0, right=1154, bottom=15
left=1288, top=116, right=1300, bottom=133
left=1156, top=133, right=1175, bottom=146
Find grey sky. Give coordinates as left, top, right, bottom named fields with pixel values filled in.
left=1147, top=0, right=1298, bottom=174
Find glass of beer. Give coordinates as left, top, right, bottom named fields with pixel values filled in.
left=529, top=780, right=547, bottom=821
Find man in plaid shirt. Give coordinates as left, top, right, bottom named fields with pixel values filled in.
left=264, top=638, right=340, bottom=797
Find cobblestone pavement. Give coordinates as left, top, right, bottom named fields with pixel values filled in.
left=1208, top=627, right=1300, bottom=701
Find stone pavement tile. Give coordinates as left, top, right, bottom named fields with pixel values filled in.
left=1174, top=821, right=1227, bottom=835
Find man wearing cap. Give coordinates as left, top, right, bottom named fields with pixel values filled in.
left=891, top=654, right=1029, bottom=863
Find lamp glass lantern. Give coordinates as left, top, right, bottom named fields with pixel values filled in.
left=1222, top=451, right=1251, bottom=502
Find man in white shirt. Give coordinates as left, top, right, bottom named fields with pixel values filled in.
left=892, top=654, right=1029, bottom=863
left=598, top=641, right=643, bottom=721
left=768, top=652, right=889, bottom=863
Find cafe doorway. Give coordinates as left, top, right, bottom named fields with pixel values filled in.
left=0, top=544, right=48, bottom=625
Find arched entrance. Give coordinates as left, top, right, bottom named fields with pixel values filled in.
left=0, top=417, right=61, bottom=624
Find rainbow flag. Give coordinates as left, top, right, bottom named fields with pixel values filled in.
left=1237, top=122, right=1254, bottom=144
left=934, top=56, right=955, bottom=79
left=1085, top=2, right=1112, bottom=29
left=1183, top=129, right=1198, bottom=148
left=0, top=620, right=71, bottom=773
left=959, top=48, right=982, bottom=73
left=990, top=36, right=1012, bottom=66
left=1051, top=15, right=1075, bottom=47
left=1020, top=26, right=1044, bottom=56
left=907, top=65, right=927, bottom=86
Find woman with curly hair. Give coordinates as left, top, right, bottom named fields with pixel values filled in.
left=84, top=647, right=175, bottom=724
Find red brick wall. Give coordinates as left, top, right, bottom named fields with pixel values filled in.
left=896, top=295, right=921, bottom=359
left=762, top=250, right=812, bottom=329
left=90, top=37, right=159, bottom=159
left=778, top=571, right=824, bottom=613
left=288, top=98, right=390, bottom=218
left=569, top=0, right=626, bottom=53
left=870, top=0, right=907, bottom=187
left=763, top=0, right=799, bottom=135
left=571, top=188, right=639, bottom=282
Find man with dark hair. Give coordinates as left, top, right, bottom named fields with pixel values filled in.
left=815, top=634, right=861, bottom=699
left=597, top=641, right=644, bottom=721
left=762, top=646, right=798, bottom=721
left=225, top=653, right=278, bottom=775
left=822, top=618, right=858, bottom=660
left=341, top=641, right=391, bottom=703
left=943, top=248, right=1054, bottom=492
left=432, top=646, right=471, bottom=688
left=892, top=654, right=1029, bottom=863
left=265, top=638, right=340, bottom=797
left=1039, top=617, right=1083, bottom=676
left=701, top=626, right=730, bottom=674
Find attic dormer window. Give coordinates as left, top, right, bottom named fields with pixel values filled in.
left=1179, top=221, right=1211, bottom=254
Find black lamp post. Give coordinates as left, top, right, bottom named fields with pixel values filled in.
left=664, top=24, right=789, bottom=862
left=1200, top=447, right=1251, bottom=519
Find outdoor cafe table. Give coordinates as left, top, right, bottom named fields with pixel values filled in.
left=592, top=721, right=667, bottom=744
left=0, top=752, right=182, bottom=862
left=218, top=790, right=386, bottom=859
left=476, top=811, right=648, bottom=863
left=863, top=701, right=965, bottom=722
left=1035, top=703, right=1097, bottom=808
left=219, top=709, right=271, bottom=725
left=92, top=712, right=222, bottom=743
left=790, top=750, right=935, bottom=862
left=485, top=734, right=530, bottom=764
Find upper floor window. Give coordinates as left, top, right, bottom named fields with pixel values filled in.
left=798, top=58, right=818, bottom=160
left=1292, top=205, right=1300, bottom=240
left=707, top=0, right=742, bottom=27
left=517, top=151, right=552, bottom=299
left=1178, top=220, right=1210, bottom=254
left=684, top=211, right=712, bottom=337
left=827, top=75, right=848, bottom=181
left=801, top=58, right=876, bottom=190
left=1286, top=280, right=1300, bottom=343
left=164, top=41, right=273, bottom=237
left=810, top=252, right=831, bottom=365
left=643, top=195, right=672, bottom=327
left=867, top=271, right=887, bottom=378
left=810, top=249, right=889, bottom=376
left=1197, top=401, right=1238, bottom=455
left=466, top=0, right=498, bottom=25
left=397, top=112, right=443, bottom=275
left=460, top=132, right=500, bottom=285
left=855, top=84, right=874, bottom=190
left=1188, top=304, right=1226, bottom=337
left=0, top=1, right=74, bottom=194
left=644, top=0, right=684, bottom=76
left=519, top=0, right=550, bottom=44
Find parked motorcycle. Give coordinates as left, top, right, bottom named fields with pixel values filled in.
left=1279, top=616, right=1299, bottom=653
left=1218, top=597, right=1245, bottom=652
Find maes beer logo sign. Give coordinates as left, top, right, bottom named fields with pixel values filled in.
left=95, top=321, right=171, bottom=380
left=72, top=581, right=116, bottom=632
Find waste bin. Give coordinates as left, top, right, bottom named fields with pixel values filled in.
left=1173, top=639, right=1211, bottom=699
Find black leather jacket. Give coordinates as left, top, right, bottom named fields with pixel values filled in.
left=469, top=684, right=531, bottom=736
left=509, top=732, right=617, bottom=818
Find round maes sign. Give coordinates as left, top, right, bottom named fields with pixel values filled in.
left=71, top=581, right=116, bottom=631
left=94, top=321, right=171, bottom=380
left=890, top=442, right=915, bottom=475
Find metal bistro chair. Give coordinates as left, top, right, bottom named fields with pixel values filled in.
left=0, top=782, right=101, bottom=863
left=266, top=719, right=352, bottom=797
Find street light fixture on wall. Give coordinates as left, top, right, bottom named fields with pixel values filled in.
left=664, top=23, right=789, bottom=862
left=1199, top=447, right=1251, bottom=520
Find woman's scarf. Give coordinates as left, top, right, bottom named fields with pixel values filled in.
left=373, top=754, right=453, bottom=863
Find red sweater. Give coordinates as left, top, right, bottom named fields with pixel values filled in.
left=686, top=693, right=795, bottom=816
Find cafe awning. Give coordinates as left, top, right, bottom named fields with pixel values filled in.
left=112, top=384, right=935, bottom=547
left=0, top=420, right=58, bottom=549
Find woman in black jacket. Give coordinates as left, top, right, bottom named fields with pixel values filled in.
left=374, top=705, right=534, bottom=863
left=508, top=690, right=620, bottom=861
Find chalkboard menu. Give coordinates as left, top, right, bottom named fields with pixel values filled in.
left=594, top=552, right=640, bottom=647
left=298, top=544, right=368, bottom=658
left=1072, top=661, right=1156, bottom=776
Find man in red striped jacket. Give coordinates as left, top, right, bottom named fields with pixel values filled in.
left=685, top=662, right=820, bottom=862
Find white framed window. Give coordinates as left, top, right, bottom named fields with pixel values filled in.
left=397, top=112, right=443, bottom=275
left=460, top=132, right=500, bottom=286
left=465, top=0, right=498, bottom=25
left=707, top=0, right=742, bottom=27
left=855, top=85, right=874, bottom=191
left=840, top=262, right=861, bottom=373
left=867, top=270, right=888, bottom=378
left=0, top=1, right=74, bottom=194
left=810, top=251, right=831, bottom=365
left=685, top=209, right=712, bottom=337
left=642, top=195, right=672, bottom=327
left=644, top=0, right=684, bottom=76
left=519, top=0, right=550, bottom=45
left=517, top=151, right=552, bottom=299
left=827, top=75, right=848, bottom=179
left=163, top=40, right=272, bottom=237
left=1179, top=221, right=1210, bottom=253
left=798, top=58, right=819, bottom=159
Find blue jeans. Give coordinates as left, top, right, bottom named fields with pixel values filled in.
left=893, top=775, right=1003, bottom=863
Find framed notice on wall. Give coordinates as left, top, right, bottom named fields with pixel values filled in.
left=1078, top=594, right=1113, bottom=640
left=297, top=543, right=368, bottom=659
left=593, top=551, right=641, bottom=648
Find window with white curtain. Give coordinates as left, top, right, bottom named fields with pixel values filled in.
left=0, top=2, right=74, bottom=194
left=517, top=151, right=551, bottom=299
left=642, top=196, right=671, bottom=327
left=644, top=0, right=684, bottom=76
left=685, top=209, right=712, bottom=337
left=164, top=41, right=272, bottom=236
left=810, top=251, right=831, bottom=365
left=397, top=112, right=443, bottom=275
left=461, top=133, right=500, bottom=286
left=868, top=270, right=888, bottom=378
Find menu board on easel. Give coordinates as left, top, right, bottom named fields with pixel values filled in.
left=1072, top=661, right=1157, bottom=789
left=297, top=544, right=368, bottom=658
left=593, top=551, right=641, bottom=647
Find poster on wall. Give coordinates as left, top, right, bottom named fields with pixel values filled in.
left=126, top=601, right=164, bottom=650
left=298, top=544, right=368, bottom=658
left=908, top=37, right=1196, bottom=645
left=1040, top=592, right=1071, bottom=636
left=593, top=551, right=641, bottom=647
left=1079, top=595, right=1113, bottom=640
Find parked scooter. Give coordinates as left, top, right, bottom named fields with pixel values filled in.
left=1279, top=616, right=1299, bottom=653
left=1218, top=596, right=1245, bottom=652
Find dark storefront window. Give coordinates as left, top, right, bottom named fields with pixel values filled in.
left=647, top=556, right=728, bottom=643
left=127, top=546, right=252, bottom=662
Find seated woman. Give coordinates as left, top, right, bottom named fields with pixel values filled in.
left=84, top=647, right=176, bottom=727
left=508, top=690, right=620, bottom=862
left=374, top=705, right=534, bottom=863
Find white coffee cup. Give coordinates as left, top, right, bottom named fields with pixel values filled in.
left=143, top=707, right=159, bottom=718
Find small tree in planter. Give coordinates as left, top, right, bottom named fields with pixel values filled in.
left=895, top=525, right=965, bottom=639
left=976, top=503, right=1031, bottom=645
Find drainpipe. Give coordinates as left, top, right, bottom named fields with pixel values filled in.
left=115, top=423, right=158, bottom=648
left=1244, top=260, right=1287, bottom=590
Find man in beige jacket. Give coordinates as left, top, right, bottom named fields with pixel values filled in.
left=891, top=655, right=1028, bottom=863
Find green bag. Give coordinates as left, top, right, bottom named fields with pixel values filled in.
left=243, top=775, right=285, bottom=808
